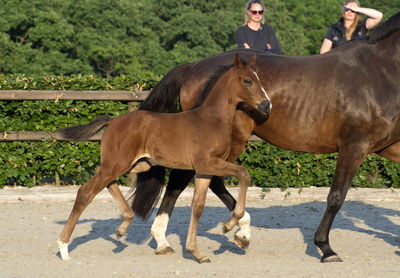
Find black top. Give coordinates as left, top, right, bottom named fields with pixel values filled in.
left=235, top=24, right=281, bottom=54
left=324, top=18, right=368, bottom=49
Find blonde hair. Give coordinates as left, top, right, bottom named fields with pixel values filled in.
left=343, top=0, right=361, bottom=40
left=243, top=0, right=265, bottom=25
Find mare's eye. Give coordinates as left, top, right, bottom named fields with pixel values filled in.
left=243, top=79, right=252, bottom=86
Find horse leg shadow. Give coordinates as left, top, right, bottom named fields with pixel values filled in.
left=56, top=218, right=129, bottom=258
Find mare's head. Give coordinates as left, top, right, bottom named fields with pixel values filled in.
left=232, top=54, right=271, bottom=122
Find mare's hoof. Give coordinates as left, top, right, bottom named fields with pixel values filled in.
left=321, top=254, right=343, bottom=263
left=197, top=256, right=211, bottom=264
left=234, top=234, right=250, bottom=249
left=155, top=246, right=174, bottom=255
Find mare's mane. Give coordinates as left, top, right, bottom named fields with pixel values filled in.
left=190, top=64, right=234, bottom=109
left=368, top=12, right=400, bottom=44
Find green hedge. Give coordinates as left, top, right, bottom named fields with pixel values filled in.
left=1, top=75, right=399, bottom=188
left=238, top=142, right=400, bottom=189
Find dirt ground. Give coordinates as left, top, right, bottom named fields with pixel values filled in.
left=0, top=186, right=399, bottom=278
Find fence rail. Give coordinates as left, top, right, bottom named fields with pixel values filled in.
left=0, top=90, right=261, bottom=142
left=0, top=90, right=149, bottom=101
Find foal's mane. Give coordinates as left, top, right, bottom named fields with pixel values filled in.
left=368, top=12, right=400, bottom=44
left=190, top=64, right=234, bottom=109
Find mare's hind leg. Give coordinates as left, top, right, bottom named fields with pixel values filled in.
left=314, top=144, right=367, bottom=262
left=57, top=164, right=128, bottom=261
left=107, top=183, right=134, bottom=238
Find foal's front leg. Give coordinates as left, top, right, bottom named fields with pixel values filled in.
left=195, top=159, right=251, bottom=250
left=186, top=176, right=212, bottom=263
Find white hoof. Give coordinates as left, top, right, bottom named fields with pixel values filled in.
left=57, top=240, right=71, bottom=261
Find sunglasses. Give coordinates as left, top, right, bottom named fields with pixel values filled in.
left=250, top=10, right=264, bottom=15
left=343, top=7, right=357, bottom=13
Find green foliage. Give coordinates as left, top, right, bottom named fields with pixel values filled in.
left=1, top=1, right=399, bottom=187
left=0, top=74, right=132, bottom=186
left=238, top=142, right=400, bottom=189
left=1, top=74, right=400, bottom=188
left=1, top=0, right=397, bottom=77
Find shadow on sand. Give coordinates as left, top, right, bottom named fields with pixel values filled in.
left=56, top=200, right=400, bottom=261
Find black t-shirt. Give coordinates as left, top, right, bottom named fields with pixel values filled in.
left=324, top=19, right=368, bottom=49
left=235, top=24, right=281, bottom=54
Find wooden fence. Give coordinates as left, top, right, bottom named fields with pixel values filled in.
left=0, top=90, right=261, bottom=141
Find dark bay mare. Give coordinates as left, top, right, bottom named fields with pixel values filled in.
left=131, top=12, right=400, bottom=262
left=56, top=55, right=271, bottom=263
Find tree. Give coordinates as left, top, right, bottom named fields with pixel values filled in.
left=0, top=0, right=398, bottom=77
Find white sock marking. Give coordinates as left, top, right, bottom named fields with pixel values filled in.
left=151, top=213, right=170, bottom=249
left=57, top=240, right=71, bottom=261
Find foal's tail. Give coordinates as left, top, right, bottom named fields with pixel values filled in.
left=57, top=115, right=112, bottom=141
left=127, top=63, right=192, bottom=220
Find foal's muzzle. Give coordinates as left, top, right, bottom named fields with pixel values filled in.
left=237, top=100, right=271, bottom=125
left=257, top=99, right=271, bottom=121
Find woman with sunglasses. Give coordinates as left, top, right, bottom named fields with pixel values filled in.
left=235, top=0, right=281, bottom=54
left=320, top=0, right=382, bottom=54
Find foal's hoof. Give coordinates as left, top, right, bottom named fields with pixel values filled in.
left=222, top=222, right=234, bottom=234
left=57, top=240, right=71, bottom=261
left=197, top=256, right=211, bottom=264
left=321, top=254, right=343, bottom=263
left=116, top=230, right=126, bottom=239
left=234, top=234, right=250, bottom=250
left=155, top=246, right=175, bottom=255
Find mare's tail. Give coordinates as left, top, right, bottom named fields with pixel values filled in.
left=139, top=62, right=192, bottom=113
left=57, top=115, right=112, bottom=141
left=128, top=62, right=193, bottom=220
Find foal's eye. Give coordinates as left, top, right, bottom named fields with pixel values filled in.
left=243, top=79, right=252, bottom=86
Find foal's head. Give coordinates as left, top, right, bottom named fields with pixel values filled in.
left=232, top=54, right=271, bottom=120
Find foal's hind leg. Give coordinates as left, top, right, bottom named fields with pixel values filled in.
left=57, top=165, right=127, bottom=261
left=107, top=183, right=134, bottom=238
left=108, top=161, right=152, bottom=239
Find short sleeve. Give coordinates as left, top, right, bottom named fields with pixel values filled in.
left=324, top=26, right=335, bottom=41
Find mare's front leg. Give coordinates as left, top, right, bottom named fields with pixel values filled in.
left=314, top=144, right=368, bottom=262
left=186, top=176, right=212, bottom=263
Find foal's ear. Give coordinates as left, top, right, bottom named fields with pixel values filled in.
left=248, top=55, right=257, bottom=69
left=234, top=54, right=244, bottom=69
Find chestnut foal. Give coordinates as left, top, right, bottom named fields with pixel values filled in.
left=57, top=55, right=271, bottom=263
